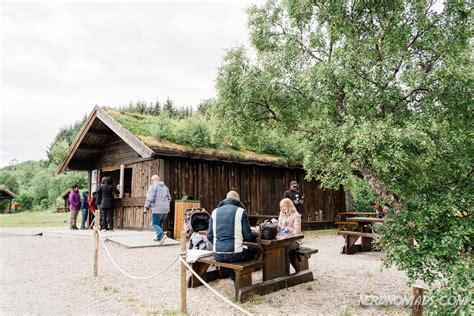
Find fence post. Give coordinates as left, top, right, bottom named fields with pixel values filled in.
left=93, top=228, right=99, bottom=277
left=412, top=286, right=424, bottom=316
left=180, top=231, right=187, bottom=315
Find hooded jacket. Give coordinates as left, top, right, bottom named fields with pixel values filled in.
left=144, top=181, right=171, bottom=214
left=69, top=190, right=81, bottom=211
left=80, top=192, right=89, bottom=210
left=97, top=177, right=119, bottom=209
left=207, top=198, right=257, bottom=254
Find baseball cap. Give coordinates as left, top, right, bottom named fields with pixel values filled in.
left=290, top=180, right=298, bottom=185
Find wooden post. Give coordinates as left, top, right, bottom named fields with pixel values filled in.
left=180, top=231, right=187, bottom=315
left=93, top=228, right=99, bottom=277
left=119, top=164, right=125, bottom=198
left=412, top=286, right=424, bottom=316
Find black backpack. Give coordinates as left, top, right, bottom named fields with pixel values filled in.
left=259, top=220, right=279, bottom=240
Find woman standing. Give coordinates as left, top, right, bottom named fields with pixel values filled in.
left=97, top=177, right=119, bottom=231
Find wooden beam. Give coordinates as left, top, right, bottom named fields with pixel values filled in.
left=76, top=147, right=102, bottom=154
left=57, top=109, right=99, bottom=174
left=96, top=108, right=154, bottom=158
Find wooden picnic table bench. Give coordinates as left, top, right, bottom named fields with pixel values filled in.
left=188, top=255, right=261, bottom=302
left=337, top=230, right=379, bottom=254
left=189, top=233, right=316, bottom=302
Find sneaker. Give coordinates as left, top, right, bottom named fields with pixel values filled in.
left=153, top=237, right=159, bottom=242
left=158, top=234, right=167, bottom=245
left=72, top=227, right=79, bottom=230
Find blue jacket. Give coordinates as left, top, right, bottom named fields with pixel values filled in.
left=207, top=199, right=257, bottom=254
left=80, top=192, right=89, bottom=210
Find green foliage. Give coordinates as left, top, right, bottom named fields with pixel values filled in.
left=215, top=0, right=473, bottom=313
left=107, top=100, right=302, bottom=163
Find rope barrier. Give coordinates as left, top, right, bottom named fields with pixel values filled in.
left=97, top=231, right=253, bottom=315
left=178, top=256, right=253, bottom=316
left=98, top=232, right=179, bottom=280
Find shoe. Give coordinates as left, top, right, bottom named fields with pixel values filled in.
left=153, top=237, right=159, bottom=242
left=80, top=227, right=85, bottom=230
left=158, top=234, right=167, bottom=245
left=72, top=227, right=79, bottom=230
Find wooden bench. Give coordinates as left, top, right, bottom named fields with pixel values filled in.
left=290, top=246, right=318, bottom=272
left=337, top=231, right=378, bottom=254
left=188, top=255, right=261, bottom=302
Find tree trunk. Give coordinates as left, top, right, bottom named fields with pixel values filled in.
left=355, top=165, right=404, bottom=213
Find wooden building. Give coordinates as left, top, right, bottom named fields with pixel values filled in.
left=57, top=107, right=347, bottom=234
left=0, top=188, right=15, bottom=213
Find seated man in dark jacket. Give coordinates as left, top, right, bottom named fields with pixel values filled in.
left=207, top=191, right=257, bottom=266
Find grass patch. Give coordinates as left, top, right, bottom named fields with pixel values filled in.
left=242, top=294, right=263, bottom=308
left=0, top=211, right=70, bottom=228
left=304, top=229, right=337, bottom=237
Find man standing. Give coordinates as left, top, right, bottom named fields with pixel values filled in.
left=69, top=185, right=81, bottom=230
left=284, top=180, right=304, bottom=213
left=207, top=191, right=257, bottom=269
left=144, top=175, right=171, bottom=245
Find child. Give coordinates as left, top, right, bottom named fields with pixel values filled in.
left=88, top=192, right=97, bottom=229
left=80, top=191, right=89, bottom=229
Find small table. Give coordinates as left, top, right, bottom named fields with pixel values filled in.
left=245, top=233, right=304, bottom=280
left=338, top=217, right=384, bottom=254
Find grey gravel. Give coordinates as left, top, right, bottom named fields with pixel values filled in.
left=1, top=229, right=410, bottom=315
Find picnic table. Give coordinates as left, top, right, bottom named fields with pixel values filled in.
left=188, top=232, right=316, bottom=302
left=337, top=217, right=384, bottom=254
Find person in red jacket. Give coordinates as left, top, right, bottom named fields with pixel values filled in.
left=88, top=192, right=97, bottom=229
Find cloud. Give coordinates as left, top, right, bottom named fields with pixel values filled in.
left=0, top=1, right=263, bottom=167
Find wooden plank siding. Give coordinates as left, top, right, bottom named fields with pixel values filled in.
left=105, top=156, right=346, bottom=231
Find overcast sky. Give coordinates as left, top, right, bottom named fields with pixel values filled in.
left=0, top=0, right=264, bottom=167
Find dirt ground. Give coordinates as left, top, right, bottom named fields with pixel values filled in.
left=0, top=228, right=410, bottom=315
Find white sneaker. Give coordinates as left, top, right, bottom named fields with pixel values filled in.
left=158, top=234, right=167, bottom=246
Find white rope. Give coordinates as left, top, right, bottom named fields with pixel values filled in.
left=179, top=256, right=253, bottom=316
left=99, top=233, right=179, bottom=280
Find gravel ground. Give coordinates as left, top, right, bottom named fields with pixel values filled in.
left=0, top=229, right=411, bottom=315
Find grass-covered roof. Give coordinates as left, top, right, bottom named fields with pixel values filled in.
left=104, top=108, right=301, bottom=167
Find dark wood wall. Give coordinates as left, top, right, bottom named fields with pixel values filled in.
left=163, top=158, right=346, bottom=222
left=101, top=157, right=346, bottom=231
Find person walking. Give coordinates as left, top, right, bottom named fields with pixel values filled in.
left=69, top=185, right=81, bottom=230
left=80, top=191, right=89, bottom=229
left=144, top=175, right=171, bottom=244
left=97, top=177, right=119, bottom=231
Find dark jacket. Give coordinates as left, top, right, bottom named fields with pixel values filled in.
left=97, top=178, right=119, bottom=209
left=207, top=198, right=257, bottom=254
left=80, top=192, right=89, bottom=210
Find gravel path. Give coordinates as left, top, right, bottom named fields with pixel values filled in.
left=0, top=229, right=410, bottom=315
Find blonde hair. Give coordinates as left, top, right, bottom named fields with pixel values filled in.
left=279, top=198, right=297, bottom=216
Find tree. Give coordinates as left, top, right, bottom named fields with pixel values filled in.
left=216, top=0, right=473, bottom=312
left=162, top=97, right=176, bottom=117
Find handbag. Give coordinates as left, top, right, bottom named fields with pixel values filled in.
left=259, top=219, right=279, bottom=240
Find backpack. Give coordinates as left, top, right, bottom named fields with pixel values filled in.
left=185, top=209, right=212, bottom=250
left=259, top=219, right=279, bottom=240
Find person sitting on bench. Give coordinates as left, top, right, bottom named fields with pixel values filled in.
left=277, top=198, right=302, bottom=269
left=207, top=191, right=257, bottom=279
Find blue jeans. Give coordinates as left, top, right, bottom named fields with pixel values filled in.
left=80, top=209, right=88, bottom=228
left=152, top=213, right=168, bottom=240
